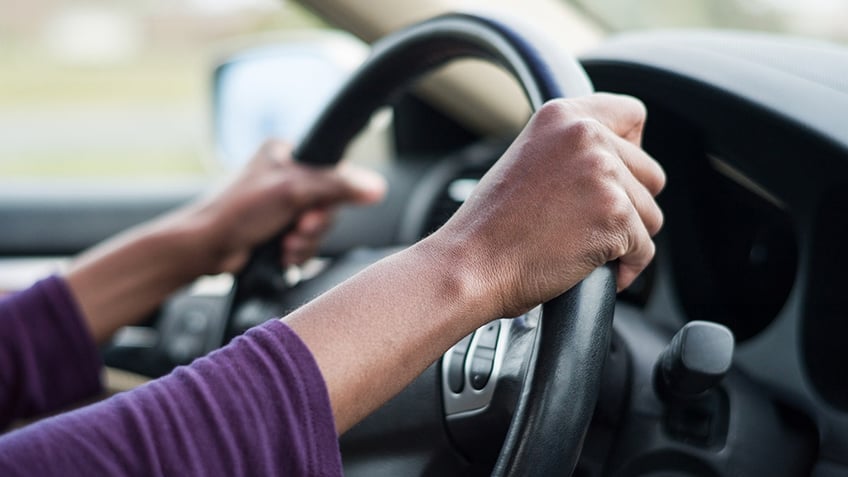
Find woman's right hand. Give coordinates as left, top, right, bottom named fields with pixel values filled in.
left=287, top=93, right=666, bottom=432
left=430, top=93, right=666, bottom=319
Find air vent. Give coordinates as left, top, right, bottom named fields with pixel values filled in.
left=421, top=169, right=486, bottom=237
left=400, top=141, right=508, bottom=243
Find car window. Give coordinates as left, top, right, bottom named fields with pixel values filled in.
left=0, top=0, right=330, bottom=180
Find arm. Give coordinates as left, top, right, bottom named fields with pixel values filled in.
left=287, top=94, right=666, bottom=432
left=66, top=141, right=386, bottom=343
left=0, top=140, right=384, bottom=427
left=0, top=321, right=343, bottom=476
left=0, top=277, right=101, bottom=428
left=0, top=94, right=663, bottom=475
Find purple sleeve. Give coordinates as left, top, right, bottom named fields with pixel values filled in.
left=0, top=320, right=343, bottom=476
left=0, top=276, right=102, bottom=428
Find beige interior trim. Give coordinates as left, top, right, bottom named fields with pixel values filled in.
left=6, top=367, right=152, bottom=432
left=104, top=366, right=153, bottom=394
left=299, top=0, right=603, bottom=136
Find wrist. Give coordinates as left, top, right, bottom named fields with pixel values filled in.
left=144, top=208, right=220, bottom=279
left=410, top=233, right=504, bottom=327
left=64, top=212, right=214, bottom=343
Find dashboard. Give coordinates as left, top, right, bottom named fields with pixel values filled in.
left=581, top=30, right=848, bottom=471
left=331, top=29, right=848, bottom=474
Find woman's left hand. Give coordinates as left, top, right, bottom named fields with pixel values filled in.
left=184, top=139, right=386, bottom=275
left=66, top=139, right=385, bottom=342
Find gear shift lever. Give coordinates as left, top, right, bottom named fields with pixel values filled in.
left=653, top=321, right=735, bottom=446
left=655, top=320, right=735, bottom=400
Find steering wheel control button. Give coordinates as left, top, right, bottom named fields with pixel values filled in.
left=448, top=334, right=474, bottom=393
left=469, top=346, right=496, bottom=390
left=183, top=310, right=210, bottom=334
left=476, top=321, right=500, bottom=349
left=167, top=334, right=204, bottom=364
left=443, top=316, right=518, bottom=415
left=655, top=321, right=735, bottom=399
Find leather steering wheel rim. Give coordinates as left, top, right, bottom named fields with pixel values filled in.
left=240, top=12, right=617, bottom=476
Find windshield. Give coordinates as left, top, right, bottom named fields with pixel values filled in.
left=567, top=0, right=847, bottom=44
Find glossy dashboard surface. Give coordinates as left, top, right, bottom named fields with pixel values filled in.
left=581, top=30, right=848, bottom=466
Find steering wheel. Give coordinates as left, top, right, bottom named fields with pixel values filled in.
left=228, top=12, right=617, bottom=476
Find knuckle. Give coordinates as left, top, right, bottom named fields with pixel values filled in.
left=535, top=99, right=573, bottom=123
left=594, top=188, right=634, bottom=259
left=563, top=118, right=606, bottom=149
left=259, top=138, right=290, bottom=162
left=600, top=92, right=647, bottom=125
left=648, top=206, right=664, bottom=236
left=580, top=150, right=617, bottom=179
left=603, top=196, right=633, bottom=234
left=259, top=138, right=283, bottom=152
left=620, top=95, right=648, bottom=123
left=651, top=164, right=667, bottom=195
left=608, top=93, right=648, bottom=142
left=275, top=177, right=298, bottom=202
left=645, top=238, right=657, bottom=263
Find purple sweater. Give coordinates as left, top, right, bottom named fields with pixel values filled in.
left=0, top=276, right=342, bottom=476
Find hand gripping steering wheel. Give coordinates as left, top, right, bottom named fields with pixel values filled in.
left=230, top=12, right=617, bottom=476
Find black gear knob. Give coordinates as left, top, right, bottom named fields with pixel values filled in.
left=655, top=321, right=735, bottom=399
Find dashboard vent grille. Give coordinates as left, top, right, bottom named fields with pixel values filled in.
left=421, top=167, right=488, bottom=237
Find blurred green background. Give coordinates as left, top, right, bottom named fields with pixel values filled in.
left=0, top=0, right=844, bottom=179
left=0, top=0, right=324, bottom=178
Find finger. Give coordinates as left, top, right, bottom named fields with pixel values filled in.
left=329, top=164, right=388, bottom=205
left=278, top=235, right=289, bottom=268
left=287, top=163, right=387, bottom=208
left=296, top=208, right=334, bottom=238
left=555, top=93, right=648, bottom=147
left=280, top=209, right=333, bottom=266
left=617, top=217, right=656, bottom=291
left=613, top=135, right=666, bottom=197
left=283, top=234, right=320, bottom=266
left=257, top=139, right=386, bottom=207
left=620, top=164, right=664, bottom=237
left=259, top=139, right=294, bottom=166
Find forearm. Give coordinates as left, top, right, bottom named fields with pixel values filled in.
left=284, top=236, right=498, bottom=433
left=63, top=143, right=385, bottom=345
left=0, top=277, right=102, bottom=427
left=65, top=210, right=210, bottom=343
left=0, top=321, right=342, bottom=476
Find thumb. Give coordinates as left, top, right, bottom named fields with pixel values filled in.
left=293, top=163, right=387, bottom=207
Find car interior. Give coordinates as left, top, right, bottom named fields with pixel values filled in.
left=2, top=0, right=847, bottom=475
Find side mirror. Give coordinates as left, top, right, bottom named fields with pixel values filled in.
left=212, top=31, right=367, bottom=169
